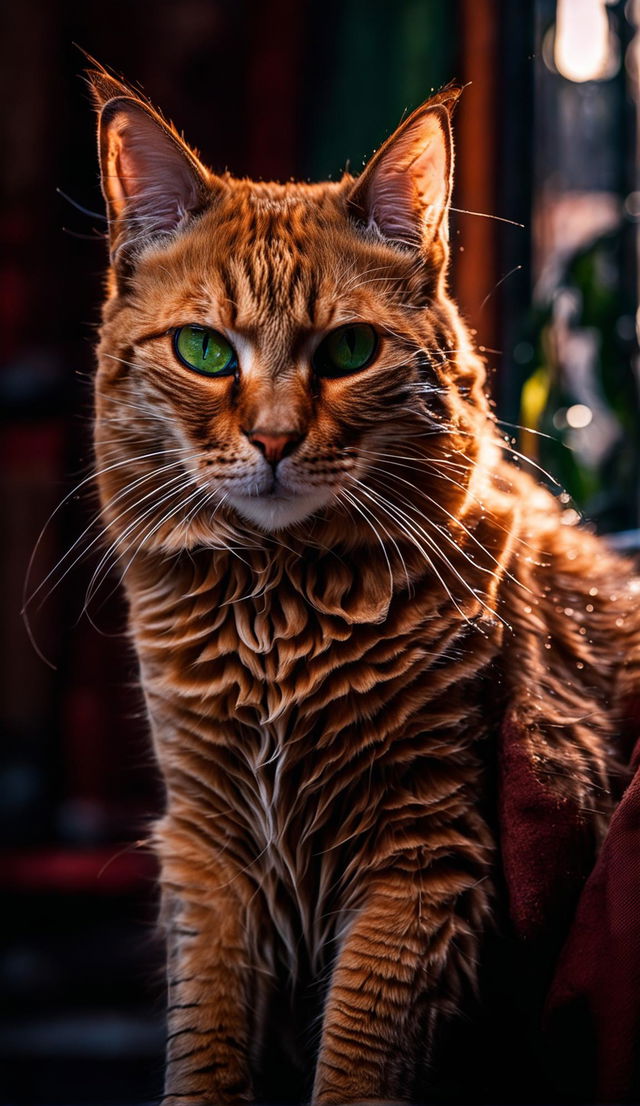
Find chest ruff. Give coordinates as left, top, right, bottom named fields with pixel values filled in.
left=131, top=541, right=503, bottom=972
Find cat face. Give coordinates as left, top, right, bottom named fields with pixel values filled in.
left=92, top=72, right=486, bottom=550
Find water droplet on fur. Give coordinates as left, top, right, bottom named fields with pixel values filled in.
left=564, top=607, right=574, bottom=616
left=589, top=587, right=599, bottom=596
left=586, top=603, right=594, bottom=612
left=616, top=617, right=625, bottom=627
left=576, top=661, right=585, bottom=670
left=544, top=640, right=552, bottom=650
left=579, top=627, right=587, bottom=635
left=524, top=605, right=532, bottom=614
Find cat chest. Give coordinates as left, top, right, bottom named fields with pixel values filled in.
left=230, top=724, right=357, bottom=971
left=142, top=601, right=494, bottom=962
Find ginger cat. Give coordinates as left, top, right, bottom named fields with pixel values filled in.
left=88, top=69, right=637, bottom=1104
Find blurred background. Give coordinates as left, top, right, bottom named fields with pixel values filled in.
left=1, top=0, right=639, bottom=1102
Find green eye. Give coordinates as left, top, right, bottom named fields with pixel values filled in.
left=173, top=325, right=237, bottom=376
left=313, top=323, right=378, bottom=378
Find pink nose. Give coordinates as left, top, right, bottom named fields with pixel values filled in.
left=246, top=429, right=302, bottom=464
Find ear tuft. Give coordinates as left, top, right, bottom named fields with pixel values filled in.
left=85, top=67, right=137, bottom=110
left=349, top=91, right=459, bottom=256
left=427, top=82, right=464, bottom=114
left=80, top=51, right=146, bottom=110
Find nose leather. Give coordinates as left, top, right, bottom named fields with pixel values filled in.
left=247, top=429, right=302, bottom=464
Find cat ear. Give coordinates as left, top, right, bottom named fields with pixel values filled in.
left=349, top=88, right=461, bottom=254
left=86, top=69, right=212, bottom=268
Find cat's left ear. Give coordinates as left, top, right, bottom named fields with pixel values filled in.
left=349, top=87, right=461, bottom=256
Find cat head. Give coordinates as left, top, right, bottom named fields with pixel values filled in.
left=90, top=69, right=489, bottom=553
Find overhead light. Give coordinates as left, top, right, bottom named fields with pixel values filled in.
left=565, top=404, right=593, bottom=428
left=554, top=0, right=619, bottom=82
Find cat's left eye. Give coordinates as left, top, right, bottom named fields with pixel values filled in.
left=313, top=323, right=378, bottom=378
left=173, top=325, right=238, bottom=377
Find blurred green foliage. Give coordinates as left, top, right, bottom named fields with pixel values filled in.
left=519, top=227, right=640, bottom=532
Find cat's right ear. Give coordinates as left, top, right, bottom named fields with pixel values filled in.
left=348, top=87, right=461, bottom=264
left=87, top=69, right=212, bottom=272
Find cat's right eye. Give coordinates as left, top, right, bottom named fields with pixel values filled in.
left=173, top=325, right=238, bottom=377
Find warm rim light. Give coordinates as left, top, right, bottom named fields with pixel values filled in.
left=554, top=0, right=617, bottom=83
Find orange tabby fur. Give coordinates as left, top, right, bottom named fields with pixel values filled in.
left=87, top=69, right=639, bottom=1104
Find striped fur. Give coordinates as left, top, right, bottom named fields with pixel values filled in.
left=88, top=72, right=639, bottom=1104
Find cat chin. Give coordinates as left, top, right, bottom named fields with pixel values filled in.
left=226, top=489, right=334, bottom=532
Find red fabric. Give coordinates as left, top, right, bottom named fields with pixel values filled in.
left=499, top=707, right=595, bottom=941
left=544, top=737, right=640, bottom=1103
left=500, top=702, right=640, bottom=1102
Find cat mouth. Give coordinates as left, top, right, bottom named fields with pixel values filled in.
left=257, top=476, right=287, bottom=498
left=226, top=486, right=335, bottom=531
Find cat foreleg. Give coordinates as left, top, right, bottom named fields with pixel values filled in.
left=160, top=872, right=255, bottom=1105
left=312, top=874, right=482, bottom=1105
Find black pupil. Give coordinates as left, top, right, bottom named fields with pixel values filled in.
left=202, top=332, right=209, bottom=358
left=345, top=329, right=356, bottom=356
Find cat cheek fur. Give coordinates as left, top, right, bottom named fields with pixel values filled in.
left=87, top=67, right=636, bottom=1106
